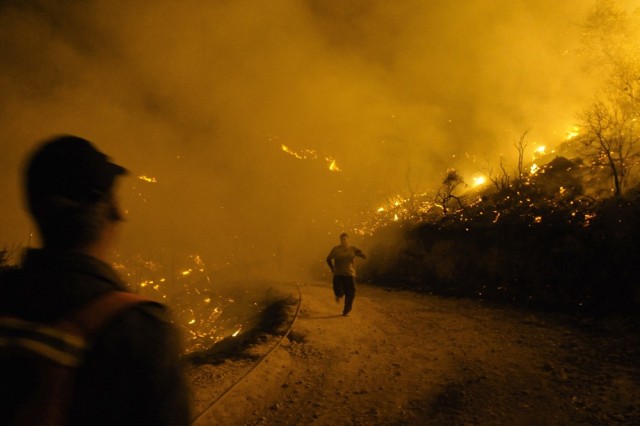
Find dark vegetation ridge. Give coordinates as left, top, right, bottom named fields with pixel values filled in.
left=361, top=155, right=640, bottom=315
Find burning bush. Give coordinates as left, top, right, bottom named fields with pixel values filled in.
left=361, top=156, right=640, bottom=313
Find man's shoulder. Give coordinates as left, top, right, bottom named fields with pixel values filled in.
left=328, top=245, right=341, bottom=254
left=93, top=297, right=176, bottom=354
left=126, top=299, right=170, bottom=324
left=96, top=293, right=169, bottom=329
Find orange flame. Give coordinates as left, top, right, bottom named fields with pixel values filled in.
left=280, top=143, right=342, bottom=172
left=138, top=175, right=157, bottom=183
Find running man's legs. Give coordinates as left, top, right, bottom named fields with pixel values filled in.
left=342, top=276, right=356, bottom=316
left=332, top=276, right=345, bottom=299
left=333, top=275, right=356, bottom=315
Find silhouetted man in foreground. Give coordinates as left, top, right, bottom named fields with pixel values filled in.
left=0, top=135, right=190, bottom=425
left=326, top=233, right=366, bottom=316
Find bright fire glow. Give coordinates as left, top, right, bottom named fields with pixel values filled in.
left=138, top=175, right=157, bottom=183
left=530, top=163, right=539, bottom=174
left=566, top=127, right=579, bottom=140
left=535, top=146, right=546, bottom=156
left=328, top=158, right=341, bottom=172
left=472, top=176, right=487, bottom=187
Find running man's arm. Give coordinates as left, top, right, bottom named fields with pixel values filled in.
left=355, top=248, right=366, bottom=259
left=326, top=254, right=334, bottom=272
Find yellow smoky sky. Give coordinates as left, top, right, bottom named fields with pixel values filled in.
left=0, top=0, right=624, bottom=270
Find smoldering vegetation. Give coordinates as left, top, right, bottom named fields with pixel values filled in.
left=185, top=294, right=298, bottom=365
left=360, top=151, right=640, bottom=314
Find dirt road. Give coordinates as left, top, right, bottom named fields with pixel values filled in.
left=187, top=281, right=640, bottom=425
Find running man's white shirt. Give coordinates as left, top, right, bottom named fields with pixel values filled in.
left=327, top=245, right=365, bottom=277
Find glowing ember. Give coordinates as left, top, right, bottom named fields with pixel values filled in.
left=281, top=143, right=342, bottom=172
left=232, top=328, right=241, bottom=337
left=193, top=255, right=205, bottom=269
left=377, top=207, right=385, bottom=213
left=534, top=216, right=542, bottom=223
left=138, top=175, right=157, bottom=183
left=530, top=163, right=539, bottom=174
left=282, top=144, right=303, bottom=159
left=281, top=144, right=316, bottom=160
left=111, top=251, right=271, bottom=355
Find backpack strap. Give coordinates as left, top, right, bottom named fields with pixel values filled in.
left=0, top=291, right=156, bottom=426
left=0, top=292, right=156, bottom=364
left=0, top=316, right=86, bottom=367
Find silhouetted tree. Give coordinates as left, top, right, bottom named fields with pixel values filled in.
left=578, top=0, right=640, bottom=196
left=434, top=169, right=466, bottom=215
left=577, top=96, right=639, bottom=196
left=582, top=0, right=640, bottom=114
left=515, top=130, right=529, bottom=184
left=486, top=159, right=511, bottom=194
left=482, top=131, right=529, bottom=194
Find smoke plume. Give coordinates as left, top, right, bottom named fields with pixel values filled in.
left=0, top=0, right=608, bottom=275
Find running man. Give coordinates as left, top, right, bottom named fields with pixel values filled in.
left=326, top=233, right=366, bottom=316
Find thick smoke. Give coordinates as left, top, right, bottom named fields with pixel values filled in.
left=0, top=0, right=608, bottom=277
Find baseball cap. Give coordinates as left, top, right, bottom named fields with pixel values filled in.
left=25, top=135, right=128, bottom=207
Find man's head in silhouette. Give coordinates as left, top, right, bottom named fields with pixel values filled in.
left=25, top=135, right=127, bottom=260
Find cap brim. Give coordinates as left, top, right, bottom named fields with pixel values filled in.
left=108, top=161, right=128, bottom=177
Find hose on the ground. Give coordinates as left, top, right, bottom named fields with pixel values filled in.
left=189, top=282, right=303, bottom=424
